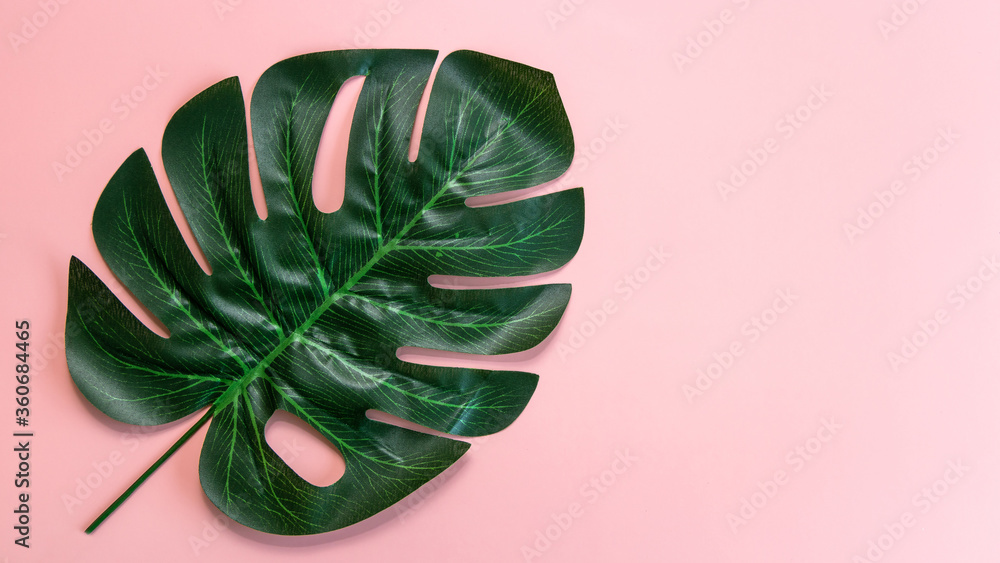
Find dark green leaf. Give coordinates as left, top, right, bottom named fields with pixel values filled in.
left=66, top=49, right=583, bottom=535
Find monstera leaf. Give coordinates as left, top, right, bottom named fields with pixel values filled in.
left=65, top=49, right=583, bottom=535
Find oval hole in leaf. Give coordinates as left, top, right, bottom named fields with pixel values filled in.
left=312, top=75, right=366, bottom=213
left=264, top=409, right=346, bottom=487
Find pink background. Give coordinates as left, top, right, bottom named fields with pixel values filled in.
left=2, top=0, right=1000, bottom=561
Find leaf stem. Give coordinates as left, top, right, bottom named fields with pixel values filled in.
left=86, top=407, right=215, bottom=534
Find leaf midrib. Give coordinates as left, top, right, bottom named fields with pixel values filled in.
left=213, top=81, right=542, bottom=420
